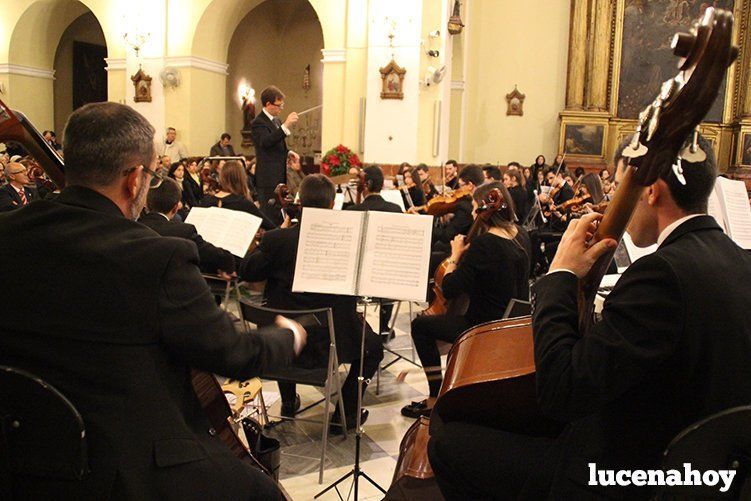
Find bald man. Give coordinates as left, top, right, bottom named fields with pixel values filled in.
left=0, top=162, right=38, bottom=211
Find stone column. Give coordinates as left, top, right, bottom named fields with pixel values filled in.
left=566, top=0, right=589, bottom=110
left=586, top=0, right=611, bottom=111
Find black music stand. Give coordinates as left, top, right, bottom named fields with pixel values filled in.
left=315, top=297, right=386, bottom=500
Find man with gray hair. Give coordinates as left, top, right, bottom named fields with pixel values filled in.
left=0, top=102, right=304, bottom=499
left=158, top=126, right=188, bottom=161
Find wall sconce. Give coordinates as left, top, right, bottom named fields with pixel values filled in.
left=447, top=1, right=464, bottom=35
left=122, top=30, right=151, bottom=59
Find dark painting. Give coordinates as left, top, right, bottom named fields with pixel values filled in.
left=564, top=124, right=605, bottom=156
left=618, top=0, right=733, bottom=122
left=742, top=134, right=751, bottom=166
left=73, top=41, right=107, bottom=110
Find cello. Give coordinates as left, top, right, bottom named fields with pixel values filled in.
left=390, top=6, right=738, bottom=488
left=0, top=99, right=287, bottom=495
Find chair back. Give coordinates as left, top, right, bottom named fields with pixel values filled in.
left=0, top=366, right=89, bottom=493
left=238, top=298, right=336, bottom=346
left=655, top=405, right=751, bottom=499
left=502, top=299, right=532, bottom=319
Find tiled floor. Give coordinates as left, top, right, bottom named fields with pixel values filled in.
left=254, top=302, right=436, bottom=500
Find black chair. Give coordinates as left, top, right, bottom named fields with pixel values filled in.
left=654, top=405, right=751, bottom=499
left=238, top=299, right=347, bottom=484
left=0, top=366, right=89, bottom=500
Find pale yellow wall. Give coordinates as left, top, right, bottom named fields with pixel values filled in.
left=6, top=74, right=55, bottom=130
left=225, top=0, right=323, bottom=156
left=53, top=11, right=106, bottom=135
left=463, top=0, right=570, bottom=165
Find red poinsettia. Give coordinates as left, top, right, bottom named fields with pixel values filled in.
left=320, top=163, right=331, bottom=175
left=320, top=144, right=359, bottom=177
left=336, top=145, right=347, bottom=154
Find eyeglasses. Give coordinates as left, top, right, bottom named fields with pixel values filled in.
left=271, top=101, right=285, bottom=109
left=123, top=165, right=164, bottom=189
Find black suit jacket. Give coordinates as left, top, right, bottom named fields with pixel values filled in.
left=531, top=216, right=751, bottom=499
left=432, top=196, right=473, bottom=245
left=345, top=194, right=403, bottom=213
left=0, top=186, right=294, bottom=499
left=0, top=183, right=38, bottom=212
left=182, top=175, right=203, bottom=209
left=241, top=222, right=372, bottom=364
left=139, top=212, right=236, bottom=274
left=250, top=112, right=288, bottom=189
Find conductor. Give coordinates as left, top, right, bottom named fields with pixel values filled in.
left=251, top=86, right=298, bottom=224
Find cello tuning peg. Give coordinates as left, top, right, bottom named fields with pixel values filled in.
left=672, top=157, right=687, bottom=186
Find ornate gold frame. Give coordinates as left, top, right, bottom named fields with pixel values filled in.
left=560, top=0, right=749, bottom=171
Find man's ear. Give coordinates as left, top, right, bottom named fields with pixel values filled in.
left=125, top=166, right=143, bottom=199
left=170, top=202, right=180, bottom=215
left=647, top=181, right=663, bottom=206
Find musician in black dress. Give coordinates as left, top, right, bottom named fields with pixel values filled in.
left=401, top=181, right=531, bottom=418
left=199, top=160, right=276, bottom=230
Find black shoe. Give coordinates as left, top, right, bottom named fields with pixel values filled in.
left=329, top=409, right=369, bottom=435
left=380, top=329, right=396, bottom=343
left=280, top=394, right=301, bottom=418
left=401, top=399, right=432, bottom=419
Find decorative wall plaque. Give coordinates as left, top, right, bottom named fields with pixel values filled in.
left=131, top=68, right=152, bottom=103
left=505, top=85, right=525, bottom=116
left=380, top=59, right=406, bottom=100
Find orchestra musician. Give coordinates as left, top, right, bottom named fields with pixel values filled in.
left=415, top=164, right=439, bottom=201
left=346, top=165, right=403, bottom=339
left=428, top=136, right=751, bottom=499
left=444, top=159, right=460, bottom=190
left=402, top=166, right=427, bottom=210
left=140, top=177, right=236, bottom=276
left=199, top=160, right=277, bottom=230
left=401, top=181, right=531, bottom=418
left=241, top=174, right=384, bottom=431
left=0, top=102, right=306, bottom=500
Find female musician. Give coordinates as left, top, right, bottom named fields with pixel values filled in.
left=402, top=167, right=426, bottom=211
left=199, top=160, right=276, bottom=230
left=167, top=162, right=190, bottom=220
left=503, top=169, right=528, bottom=222
left=401, top=181, right=531, bottom=418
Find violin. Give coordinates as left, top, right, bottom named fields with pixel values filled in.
left=200, top=162, right=220, bottom=195
left=421, top=184, right=473, bottom=217
left=421, top=188, right=506, bottom=318
left=391, top=8, right=738, bottom=489
left=273, top=183, right=301, bottom=221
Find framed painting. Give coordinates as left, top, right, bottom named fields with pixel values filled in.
left=563, top=124, right=605, bottom=157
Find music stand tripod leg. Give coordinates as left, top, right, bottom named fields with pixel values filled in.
left=315, top=297, right=386, bottom=500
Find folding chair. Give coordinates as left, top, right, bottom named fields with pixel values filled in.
left=238, top=299, right=347, bottom=484
left=202, top=274, right=247, bottom=332
left=0, top=366, right=89, bottom=500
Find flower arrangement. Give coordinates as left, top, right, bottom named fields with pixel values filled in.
left=320, top=144, right=361, bottom=178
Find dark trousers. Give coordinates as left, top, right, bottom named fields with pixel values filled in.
left=410, top=314, right=471, bottom=398
left=379, top=302, right=394, bottom=334
left=428, top=422, right=559, bottom=500
left=257, top=186, right=284, bottom=226
left=278, top=329, right=383, bottom=418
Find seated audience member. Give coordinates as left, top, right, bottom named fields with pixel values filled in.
left=444, top=159, right=460, bottom=190
left=43, top=129, right=63, bottom=151
left=286, top=150, right=306, bottom=196
left=503, top=168, right=528, bottom=222
left=574, top=166, right=585, bottom=179
left=0, top=161, right=38, bottom=212
left=210, top=132, right=237, bottom=157
left=241, top=174, right=384, bottom=431
left=140, top=177, right=236, bottom=276
left=0, top=102, right=304, bottom=500
left=200, top=160, right=276, bottom=230
left=551, top=153, right=567, bottom=172
left=0, top=161, right=5, bottom=186
left=158, top=155, right=171, bottom=177
left=482, top=165, right=502, bottom=182
left=182, top=157, right=204, bottom=209
left=346, top=165, right=402, bottom=338
left=168, top=161, right=189, bottom=220
left=428, top=136, right=751, bottom=500
left=506, top=161, right=521, bottom=171
left=402, top=181, right=530, bottom=418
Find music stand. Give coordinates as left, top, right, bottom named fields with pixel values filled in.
left=315, top=297, right=386, bottom=500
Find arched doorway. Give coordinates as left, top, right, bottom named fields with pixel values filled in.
left=53, top=11, right=107, bottom=136
left=225, top=0, right=324, bottom=157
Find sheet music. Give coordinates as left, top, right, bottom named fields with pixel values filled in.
left=707, top=183, right=728, bottom=233
left=292, top=208, right=363, bottom=295
left=185, top=206, right=262, bottom=257
left=357, top=212, right=433, bottom=302
left=715, top=177, right=751, bottom=249
left=380, top=189, right=406, bottom=212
